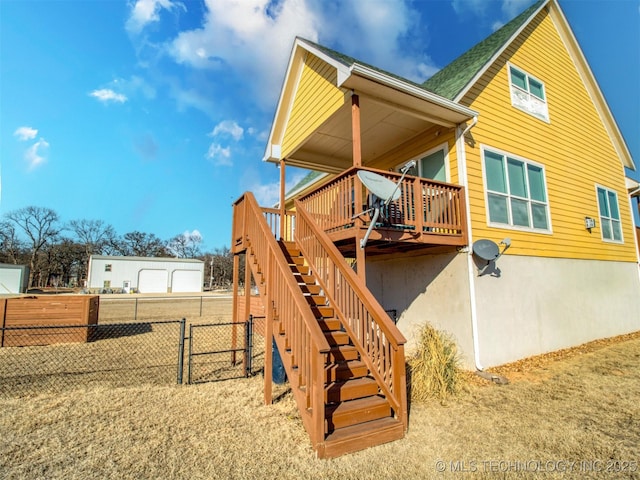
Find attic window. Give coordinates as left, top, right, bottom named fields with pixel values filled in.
left=105, top=264, right=112, bottom=272
left=508, top=64, right=549, bottom=122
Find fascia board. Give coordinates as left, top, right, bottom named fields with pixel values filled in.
left=347, top=63, right=478, bottom=121
left=264, top=38, right=351, bottom=163
left=453, top=0, right=550, bottom=104
left=263, top=39, right=309, bottom=162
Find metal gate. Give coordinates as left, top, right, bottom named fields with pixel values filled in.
left=187, top=316, right=262, bottom=384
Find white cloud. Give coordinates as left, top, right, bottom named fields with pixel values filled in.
left=452, top=0, right=488, bottom=16
left=250, top=169, right=307, bottom=207
left=205, top=143, right=232, bottom=166
left=492, top=20, right=505, bottom=31
left=210, top=120, right=244, bottom=141
left=14, top=126, right=38, bottom=141
left=25, top=138, right=49, bottom=171
left=90, top=89, right=128, bottom=103
left=163, top=0, right=441, bottom=111
left=126, top=0, right=186, bottom=35
left=501, top=0, right=535, bottom=18
left=184, top=229, right=202, bottom=239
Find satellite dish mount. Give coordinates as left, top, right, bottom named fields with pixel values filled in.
left=353, top=160, right=416, bottom=249
left=472, top=238, right=511, bottom=275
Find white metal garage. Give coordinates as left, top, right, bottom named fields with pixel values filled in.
left=0, top=264, right=30, bottom=293
left=88, top=256, right=204, bottom=293
left=138, top=269, right=169, bottom=293
left=171, top=270, right=202, bottom=293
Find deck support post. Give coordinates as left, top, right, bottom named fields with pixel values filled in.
left=264, top=257, right=273, bottom=405
left=352, top=93, right=366, bottom=281
left=279, top=159, right=286, bottom=240
left=232, top=254, right=240, bottom=323
left=351, top=93, right=361, bottom=167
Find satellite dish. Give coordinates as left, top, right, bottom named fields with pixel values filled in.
left=357, top=170, right=401, bottom=203
left=472, top=238, right=512, bottom=275
left=472, top=239, right=500, bottom=262
left=354, top=161, right=416, bottom=249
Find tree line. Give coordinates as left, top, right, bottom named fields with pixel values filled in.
left=0, top=206, right=236, bottom=290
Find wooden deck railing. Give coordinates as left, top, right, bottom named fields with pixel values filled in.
left=295, top=200, right=408, bottom=430
left=232, top=193, right=330, bottom=448
left=298, top=166, right=466, bottom=237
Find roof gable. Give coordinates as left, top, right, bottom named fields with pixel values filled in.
left=422, top=0, right=546, bottom=101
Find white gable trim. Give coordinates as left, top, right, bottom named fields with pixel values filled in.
left=453, top=0, right=549, bottom=104
left=548, top=2, right=635, bottom=170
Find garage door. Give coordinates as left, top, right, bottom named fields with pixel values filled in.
left=138, top=269, right=168, bottom=293
left=172, top=269, right=202, bottom=293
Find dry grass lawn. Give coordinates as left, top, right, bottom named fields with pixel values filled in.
left=1, top=297, right=639, bottom=479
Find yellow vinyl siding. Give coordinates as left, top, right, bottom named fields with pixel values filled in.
left=372, top=128, right=460, bottom=184
left=282, top=54, right=347, bottom=158
left=462, top=10, right=636, bottom=261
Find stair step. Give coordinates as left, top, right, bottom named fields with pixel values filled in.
left=296, top=274, right=315, bottom=285
left=292, top=265, right=310, bottom=275
left=320, top=417, right=404, bottom=458
left=314, top=306, right=335, bottom=318
left=326, top=360, right=368, bottom=382
left=307, top=295, right=327, bottom=306
left=318, top=318, right=341, bottom=332
left=325, top=395, right=390, bottom=433
left=300, top=284, right=322, bottom=295
left=325, top=330, right=350, bottom=346
left=325, top=377, right=379, bottom=403
left=288, top=256, right=305, bottom=266
left=328, top=344, right=358, bottom=362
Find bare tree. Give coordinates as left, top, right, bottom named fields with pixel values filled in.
left=167, top=231, right=202, bottom=258
left=207, top=246, right=233, bottom=288
left=0, top=219, right=26, bottom=264
left=68, top=219, right=116, bottom=282
left=4, top=206, right=61, bottom=287
left=112, top=231, right=168, bottom=257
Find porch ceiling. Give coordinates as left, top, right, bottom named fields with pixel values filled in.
left=284, top=96, right=441, bottom=173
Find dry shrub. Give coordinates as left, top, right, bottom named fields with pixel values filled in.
left=408, top=322, right=463, bottom=403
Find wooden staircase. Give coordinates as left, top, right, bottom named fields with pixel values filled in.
left=232, top=192, right=407, bottom=459
left=278, top=241, right=405, bottom=458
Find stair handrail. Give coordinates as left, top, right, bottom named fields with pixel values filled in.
left=294, top=199, right=408, bottom=429
left=236, top=192, right=330, bottom=446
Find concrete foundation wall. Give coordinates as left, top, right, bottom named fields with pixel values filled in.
left=474, top=256, right=640, bottom=368
left=366, top=252, right=475, bottom=368
left=366, top=251, right=640, bottom=370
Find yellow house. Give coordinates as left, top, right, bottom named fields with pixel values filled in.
left=231, top=0, right=640, bottom=457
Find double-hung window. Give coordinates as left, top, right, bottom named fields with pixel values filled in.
left=509, top=64, right=549, bottom=121
left=483, top=148, right=551, bottom=232
left=596, top=186, right=623, bottom=242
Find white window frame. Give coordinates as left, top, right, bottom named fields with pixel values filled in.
left=508, top=63, right=550, bottom=123
left=595, top=184, right=624, bottom=244
left=394, top=143, right=450, bottom=182
left=481, top=145, right=552, bottom=234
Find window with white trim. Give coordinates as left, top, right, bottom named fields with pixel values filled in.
left=395, top=145, right=448, bottom=182
left=596, top=186, right=623, bottom=242
left=509, top=64, right=549, bottom=121
left=483, top=148, right=551, bottom=232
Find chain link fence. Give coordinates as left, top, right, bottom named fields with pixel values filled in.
left=187, top=317, right=265, bottom=384
left=0, top=316, right=265, bottom=398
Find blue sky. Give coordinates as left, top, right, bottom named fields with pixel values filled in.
left=1, top=0, right=638, bottom=251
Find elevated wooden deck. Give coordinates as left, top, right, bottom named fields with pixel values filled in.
left=297, top=167, right=468, bottom=256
